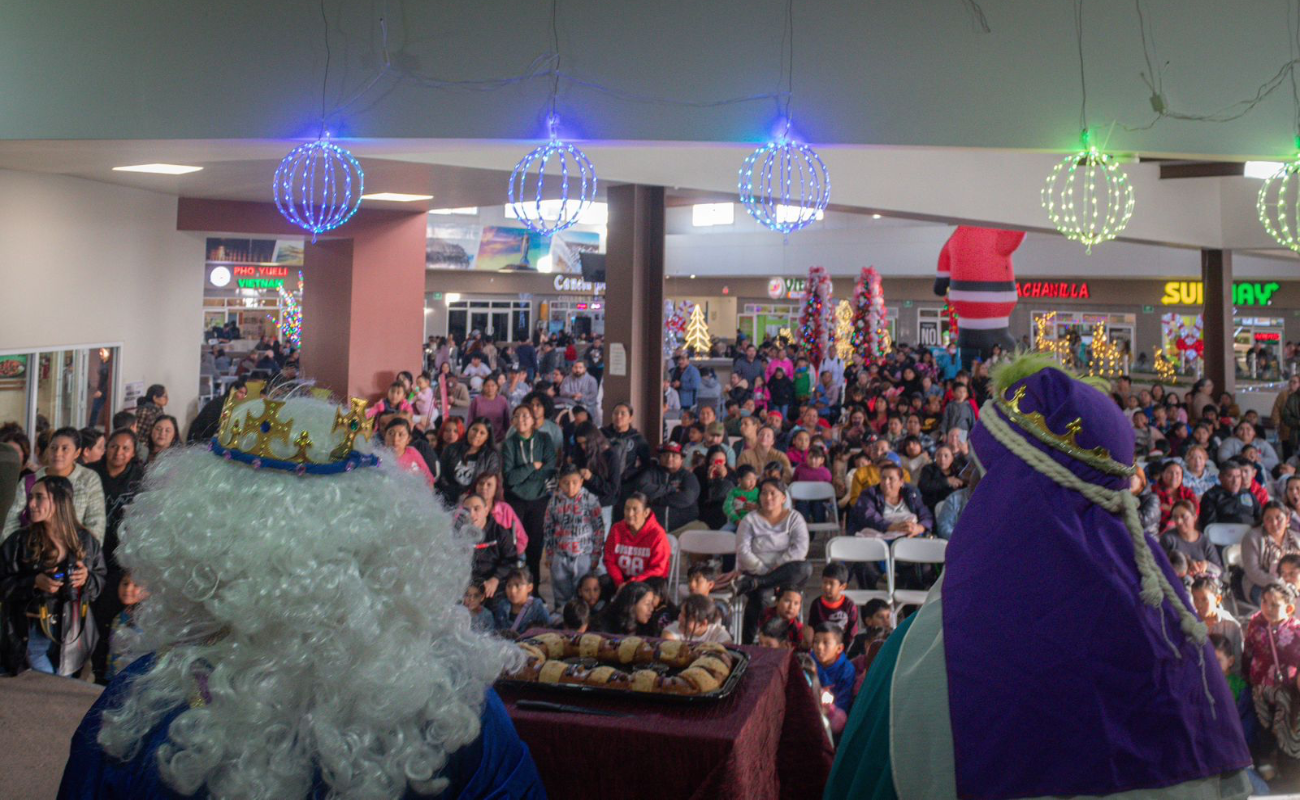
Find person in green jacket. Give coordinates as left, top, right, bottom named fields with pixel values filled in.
left=794, top=357, right=814, bottom=403
left=723, top=464, right=760, bottom=530
left=503, top=405, right=558, bottom=586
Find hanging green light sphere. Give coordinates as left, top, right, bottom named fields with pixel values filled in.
left=1041, top=138, right=1135, bottom=254
left=1257, top=156, right=1300, bottom=252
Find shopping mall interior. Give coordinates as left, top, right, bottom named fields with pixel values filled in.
left=6, top=1, right=1300, bottom=797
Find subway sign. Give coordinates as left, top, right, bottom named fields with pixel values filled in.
left=1017, top=281, right=1090, bottom=299
left=233, top=265, right=289, bottom=289
left=1161, top=281, right=1280, bottom=307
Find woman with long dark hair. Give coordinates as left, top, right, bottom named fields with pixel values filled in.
left=571, top=421, right=619, bottom=529
left=0, top=475, right=106, bottom=675
left=503, top=405, right=557, bottom=584
left=437, top=420, right=502, bottom=506
left=599, top=581, right=658, bottom=635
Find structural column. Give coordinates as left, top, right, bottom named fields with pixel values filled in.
left=603, top=184, right=666, bottom=445
left=177, top=199, right=427, bottom=400
left=1201, top=248, right=1234, bottom=395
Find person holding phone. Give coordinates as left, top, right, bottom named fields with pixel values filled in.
left=0, top=474, right=106, bottom=676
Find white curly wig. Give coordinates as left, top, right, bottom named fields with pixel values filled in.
left=97, top=395, right=518, bottom=799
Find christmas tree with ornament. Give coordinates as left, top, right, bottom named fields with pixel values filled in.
left=852, top=266, right=888, bottom=363
left=798, top=266, right=834, bottom=367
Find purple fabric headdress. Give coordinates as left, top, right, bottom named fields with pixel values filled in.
left=941, top=361, right=1250, bottom=798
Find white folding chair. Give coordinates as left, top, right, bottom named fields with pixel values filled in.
left=1205, top=523, right=1252, bottom=548
left=676, top=530, right=744, bottom=635
left=891, top=537, right=948, bottom=610
left=790, top=481, right=840, bottom=538
left=1220, top=543, right=1249, bottom=617
left=826, top=536, right=892, bottom=607
left=666, top=533, right=681, bottom=600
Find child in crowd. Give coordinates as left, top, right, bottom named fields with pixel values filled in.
left=561, top=598, right=590, bottom=633
left=807, top=563, right=860, bottom=644
left=1211, top=633, right=1256, bottom=750
left=543, top=467, right=606, bottom=610
left=367, top=381, right=415, bottom=420
left=793, top=446, right=834, bottom=524
left=724, top=465, right=760, bottom=531
left=413, top=372, right=435, bottom=431
left=106, top=572, right=149, bottom=681
left=1190, top=574, right=1242, bottom=663
left=687, top=561, right=732, bottom=631
left=463, top=583, right=494, bottom=634
left=1280, top=554, right=1300, bottom=601
left=759, top=586, right=810, bottom=649
left=1245, top=582, right=1300, bottom=773
left=492, top=568, right=551, bottom=636
left=384, top=418, right=435, bottom=488
left=641, top=576, right=677, bottom=637
left=813, top=622, right=856, bottom=734
left=1168, top=550, right=1190, bottom=586
left=786, top=430, right=811, bottom=469
left=577, top=572, right=607, bottom=615
left=793, top=357, right=813, bottom=404
left=849, top=599, right=893, bottom=658
left=663, top=594, right=733, bottom=644
left=757, top=616, right=793, bottom=649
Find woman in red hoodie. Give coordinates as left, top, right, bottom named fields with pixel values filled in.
left=603, top=492, right=671, bottom=587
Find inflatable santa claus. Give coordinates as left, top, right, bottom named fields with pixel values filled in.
left=934, top=226, right=1026, bottom=365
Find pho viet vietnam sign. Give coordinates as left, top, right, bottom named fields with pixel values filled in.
left=1160, top=281, right=1280, bottom=307
left=233, top=265, right=289, bottom=289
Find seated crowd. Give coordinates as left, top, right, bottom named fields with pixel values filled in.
left=10, top=325, right=1300, bottom=768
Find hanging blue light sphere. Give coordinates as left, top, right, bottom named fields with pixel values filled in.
left=738, top=131, right=831, bottom=236
left=273, top=137, right=365, bottom=242
left=508, top=117, right=597, bottom=237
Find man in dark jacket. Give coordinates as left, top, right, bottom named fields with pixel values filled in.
left=515, top=341, right=538, bottom=382
left=626, top=443, right=700, bottom=533
left=602, top=403, right=653, bottom=494
left=187, top=380, right=247, bottom=443
left=1197, top=461, right=1260, bottom=529
left=732, top=345, right=766, bottom=387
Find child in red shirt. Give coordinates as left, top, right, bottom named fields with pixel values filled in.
left=807, top=562, right=860, bottom=644
left=758, top=586, right=811, bottom=649
left=602, top=493, right=670, bottom=587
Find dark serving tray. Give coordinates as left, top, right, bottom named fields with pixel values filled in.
left=496, top=643, right=750, bottom=704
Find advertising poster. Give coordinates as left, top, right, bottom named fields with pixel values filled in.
left=0, top=354, right=27, bottom=378
left=548, top=230, right=601, bottom=273
left=475, top=226, right=548, bottom=271
left=426, top=221, right=483, bottom=270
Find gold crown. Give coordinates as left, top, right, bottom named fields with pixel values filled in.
left=211, top=382, right=378, bottom=473
left=995, top=385, right=1135, bottom=478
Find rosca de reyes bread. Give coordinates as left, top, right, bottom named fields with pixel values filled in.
left=504, top=632, right=737, bottom=696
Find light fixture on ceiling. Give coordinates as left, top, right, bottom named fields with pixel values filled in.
left=112, top=163, right=203, bottom=175
left=871, top=214, right=882, bottom=219
left=360, top=192, right=434, bottom=202
left=428, top=207, right=479, bottom=215
left=1245, top=161, right=1285, bottom=180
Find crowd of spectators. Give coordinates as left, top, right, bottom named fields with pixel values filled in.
left=14, top=321, right=1300, bottom=779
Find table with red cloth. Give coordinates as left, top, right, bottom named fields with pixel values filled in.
left=496, top=636, right=834, bottom=800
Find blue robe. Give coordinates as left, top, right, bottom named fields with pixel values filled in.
left=58, top=656, right=547, bottom=799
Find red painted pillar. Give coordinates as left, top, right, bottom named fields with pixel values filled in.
left=301, top=213, right=427, bottom=399
left=177, top=199, right=427, bottom=400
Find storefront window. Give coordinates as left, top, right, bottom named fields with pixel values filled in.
left=1032, top=311, right=1135, bottom=372
left=1234, top=316, right=1284, bottom=380
left=447, top=300, right=532, bottom=342
left=0, top=346, right=119, bottom=435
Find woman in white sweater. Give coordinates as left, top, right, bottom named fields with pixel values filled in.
left=3, top=426, right=105, bottom=542
left=733, top=478, right=811, bottom=643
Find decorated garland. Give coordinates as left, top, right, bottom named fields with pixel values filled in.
left=798, top=265, right=834, bottom=367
